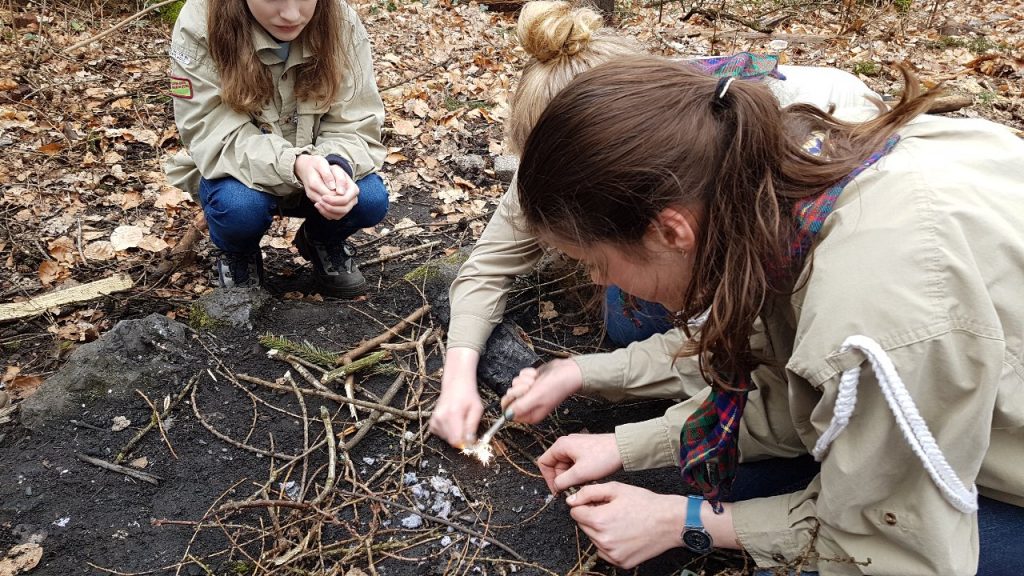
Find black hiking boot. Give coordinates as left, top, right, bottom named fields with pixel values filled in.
left=293, top=225, right=367, bottom=298
left=214, top=250, right=264, bottom=289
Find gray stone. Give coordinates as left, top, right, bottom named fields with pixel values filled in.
left=452, top=154, right=486, bottom=175
left=194, top=288, right=271, bottom=329
left=19, top=314, right=195, bottom=430
left=493, top=154, right=520, bottom=183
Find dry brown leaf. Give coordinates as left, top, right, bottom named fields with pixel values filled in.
left=394, top=217, right=424, bottom=237
left=392, top=119, right=421, bottom=137
left=110, top=225, right=145, bottom=251
left=84, top=241, right=115, bottom=261
left=130, top=456, right=149, bottom=469
left=0, top=543, right=43, bottom=576
left=48, top=236, right=76, bottom=264
left=121, top=192, right=143, bottom=210
left=539, top=300, right=558, bottom=320
left=572, top=326, right=591, bottom=336
left=103, top=151, right=123, bottom=164
left=377, top=245, right=401, bottom=258
left=138, top=235, right=169, bottom=252
left=269, top=236, right=292, bottom=249
left=8, top=374, right=44, bottom=400
left=385, top=151, right=408, bottom=164
left=154, top=185, right=190, bottom=209
left=2, top=365, right=21, bottom=384
left=0, top=78, right=18, bottom=91
left=37, top=260, right=64, bottom=286
left=38, top=142, right=63, bottom=154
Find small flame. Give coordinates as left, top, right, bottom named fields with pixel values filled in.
left=462, top=442, right=494, bottom=466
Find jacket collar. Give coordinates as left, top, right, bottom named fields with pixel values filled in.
left=252, top=25, right=312, bottom=67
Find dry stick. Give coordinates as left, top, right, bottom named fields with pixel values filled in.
left=338, top=304, right=432, bottom=365
left=343, top=373, right=406, bottom=451
left=64, top=0, right=181, bottom=52
left=285, top=372, right=311, bottom=502
left=311, top=406, right=340, bottom=506
left=271, top=350, right=332, bottom=393
left=380, top=58, right=453, bottom=92
left=341, top=490, right=524, bottom=562
left=361, top=241, right=441, bottom=267
left=190, top=384, right=300, bottom=460
left=242, top=375, right=430, bottom=420
left=153, top=211, right=208, bottom=277
left=134, top=389, right=178, bottom=460
left=76, top=452, right=161, bottom=485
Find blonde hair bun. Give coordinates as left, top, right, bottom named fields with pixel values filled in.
left=517, top=1, right=604, bottom=63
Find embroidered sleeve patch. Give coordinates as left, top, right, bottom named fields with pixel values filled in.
left=169, top=76, right=193, bottom=99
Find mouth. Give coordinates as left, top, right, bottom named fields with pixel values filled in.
left=276, top=24, right=301, bottom=34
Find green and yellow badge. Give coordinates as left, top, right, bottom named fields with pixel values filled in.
left=169, top=76, right=193, bottom=99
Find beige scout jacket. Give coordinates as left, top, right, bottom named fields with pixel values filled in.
left=165, top=0, right=385, bottom=202
left=613, top=115, right=1024, bottom=575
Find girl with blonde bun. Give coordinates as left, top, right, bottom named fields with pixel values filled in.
left=428, top=0, right=886, bottom=448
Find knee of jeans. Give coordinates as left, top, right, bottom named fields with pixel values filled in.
left=201, top=178, right=275, bottom=241
left=352, top=173, right=390, bottom=227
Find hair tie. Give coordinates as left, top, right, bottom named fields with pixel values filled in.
left=714, top=76, right=735, bottom=105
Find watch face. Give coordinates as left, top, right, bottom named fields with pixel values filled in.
left=682, top=529, right=713, bottom=553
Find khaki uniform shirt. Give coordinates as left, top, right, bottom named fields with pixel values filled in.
left=164, top=0, right=385, bottom=201
left=612, top=115, right=1024, bottom=575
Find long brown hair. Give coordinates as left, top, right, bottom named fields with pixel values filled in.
left=208, top=0, right=347, bottom=114
left=517, top=55, right=939, bottom=385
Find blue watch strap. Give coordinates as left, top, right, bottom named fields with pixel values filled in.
left=686, top=495, right=703, bottom=528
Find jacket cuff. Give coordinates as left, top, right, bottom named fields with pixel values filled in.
left=614, top=417, right=678, bottom=471
left=445, top=314, right=497, bottom=355
left=325, top=154, right=355, bottom=178
left=278, top=147, right=314, bottom=189
left=731, top=492, right=816, bottom=568
left=576, top=351, right=627, bottom=398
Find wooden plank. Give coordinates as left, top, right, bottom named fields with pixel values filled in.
left=0, top=273, right=133, bottom=322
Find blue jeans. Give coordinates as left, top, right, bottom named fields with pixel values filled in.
left=198, top=174, right=389, bottom=253
left=734, top=456, right=1024, bottom=576
left=604, top=285, right=674, bottom=345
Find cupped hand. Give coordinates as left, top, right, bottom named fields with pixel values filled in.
left=567, top=482, right=686, bottom=569
left=428, top=348, right=484, bottom=448
left=313, top=165, right=359, bottom=220
left=537, top=433, right=622, bottom=494
left=500, top=358, right=583, bottom=424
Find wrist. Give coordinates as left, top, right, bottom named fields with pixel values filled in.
left=660, top=494, right=689, bottom=551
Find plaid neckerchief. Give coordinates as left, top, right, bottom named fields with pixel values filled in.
left=687, top=52, right=786, bottom=82
left=679, top=134, right=902, bottom=512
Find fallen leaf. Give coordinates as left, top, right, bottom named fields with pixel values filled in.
left=103, top=151, right=123, bottom=164
left=38, top=260, right=63, bottom=286
left=538, top=301, right=558, bottom=320
left=0, top=543, right=43, bottom=576
left=572, top=326, right=591, bottom=336
left=130, top=456, right=148, bottom=469
left=84, top=241, right=115, bottom=260
left=38, top=142, right=63, bottom=154
left=2, top=365, right=20, bottom=384
left=0, top=78, right=18, bottom=91
left=111, top=416, right=131, bottom=432
left=394, top=217, right=424, bottom=237
left=48, top=236, right=76, bottom=264
left=110, top=225, right=144, bottom=251
left=138, top=235, right=169, bottom=252
left=377, top=245, right=401, bottom=258
left=8, top=374, right=44, bottom=400
left=385, top=151, right=408, bottom=164
left=120, top=192, right=143, bottom=210
left=392, top=119, right=421, bottom=137
left=154, top=185, right=189, bottom=209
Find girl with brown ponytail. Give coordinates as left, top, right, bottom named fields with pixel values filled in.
left=510, top=55, right=1024, bottom=575
left=430, top=0, right=887, bottom=449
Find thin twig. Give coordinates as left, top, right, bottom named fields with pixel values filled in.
left=380, top=58, right=453, bottom=92
left=339, top=490, right=524, bottom=562
left=361, top=241, right=441, bottom=267
left=311, top=406, right=340, bottom=506
left=242, top=374, right=430, bottom=420
left=134, top=389, right=178, bottom=460
left=343, top=373, right=406, bottom=451
left=76, top=452, right=161, bottom=485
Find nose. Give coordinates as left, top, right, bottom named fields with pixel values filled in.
left=280, top=0, right=301, bottom=21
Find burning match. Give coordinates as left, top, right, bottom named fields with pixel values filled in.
left=462, top=409, right=513, bottom=466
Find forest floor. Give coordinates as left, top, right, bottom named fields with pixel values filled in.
left=0, top=0, right=1021, bottom=573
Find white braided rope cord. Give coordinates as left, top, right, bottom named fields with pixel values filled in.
left=811, top=335, right=979, bottom=514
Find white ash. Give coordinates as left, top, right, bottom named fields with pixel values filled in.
left=400, top=514, right=423, bottom=529
left=403, top=472, right=418, bottom=486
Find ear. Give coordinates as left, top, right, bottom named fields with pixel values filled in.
left=648, top=206, right=697, bottom=253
